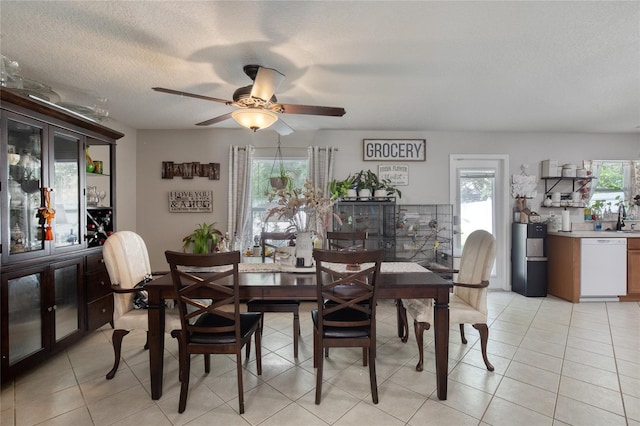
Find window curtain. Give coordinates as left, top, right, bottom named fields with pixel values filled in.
left=582, top=160, right=603, bottom=203
left=307, top=146, right=337, bottom=192
left=627, top=160, right=640, bottom=217
left=228, top=145, right=254, bottom=250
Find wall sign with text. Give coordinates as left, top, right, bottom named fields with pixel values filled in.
left=378, top=164, right=409, bottom=186
left=363, top=139, right=426, bottom=161
left=169, top=190, right=213, bottom=213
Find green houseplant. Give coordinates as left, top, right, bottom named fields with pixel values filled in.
left=182, top=222, right=223, bottom=254
left=353, top=169, right=401, bottom=199
left=328, top=174, right=355, bottom=199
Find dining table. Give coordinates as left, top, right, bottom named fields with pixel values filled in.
left=144, top=261, right=453, bottom=400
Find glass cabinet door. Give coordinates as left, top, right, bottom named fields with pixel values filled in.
left=52, top=130, right=81, bottom=248
left=4, top=270, right=45, bottom=366
left=52, top=260, right=81, bottom=343
left=6, top=117, right=44, bottom=257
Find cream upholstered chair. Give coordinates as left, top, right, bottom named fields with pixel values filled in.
left=401, top=229, right=497, bottom=372
left=102, top=231, right=182, bottom=379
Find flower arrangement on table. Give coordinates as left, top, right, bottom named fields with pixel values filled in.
left=264, top=180, right=342, bottom=240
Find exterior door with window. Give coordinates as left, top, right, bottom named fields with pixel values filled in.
left=450, top=155, right=509, bottom=290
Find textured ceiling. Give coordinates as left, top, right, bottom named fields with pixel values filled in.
left=1, top=1, right=638, bottom=134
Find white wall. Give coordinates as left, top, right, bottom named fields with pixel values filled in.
left=132, top=128, right=639, bottom=270
left=108, top=121, right=137, bottom=232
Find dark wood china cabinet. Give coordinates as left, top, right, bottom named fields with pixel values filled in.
left=1, top=88, right=123, bottom=382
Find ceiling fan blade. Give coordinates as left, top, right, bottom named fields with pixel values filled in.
left=152, top=87, right=231, bottom=104
left=270, top=117, right=294, bottom=136
left=195, top=112, right=234, bottom=126
left=250, top=67, right=285, bottom=102
left=279, top=103, right=346, bottom=117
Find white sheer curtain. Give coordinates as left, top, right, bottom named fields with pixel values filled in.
left=228, top=145, right=254, bottom=250
left=307, top=146, right=337, bottom=192
left=583, top=160, right=603, bottom=203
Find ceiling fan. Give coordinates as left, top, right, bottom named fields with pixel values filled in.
left=152, top=65, right=346, bottom=135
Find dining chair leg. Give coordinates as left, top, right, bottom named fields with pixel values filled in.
left=106, top=329, right=130, bottom=379
left=473, top=323, right=495, bottom=371
left=171, top=330, right=190, bottom=413
left=362, top=348, right=368, bottom=366
left=315, top=340, right=324, bottom=404
left=459, top=323, right=467, bottom=344
left=413, top=320, right=430, bottom=372
left=398, top=302, right=409, bottom=343
left=293, top=310, right=300, bottom=358
left=236, top=352, right=245, bottom=414
left=204, top=354, right=210, bottom=373
left=144, top=331, right=149, bottom=350
left=255, top=327, right=262, bottom=375
left=368, top=344, right=378, bottom=404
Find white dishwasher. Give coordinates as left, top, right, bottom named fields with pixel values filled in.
left=580, top=238, right=627, bottom=302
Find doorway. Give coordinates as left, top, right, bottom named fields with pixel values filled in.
left=449, top=155, right=509, bottom=290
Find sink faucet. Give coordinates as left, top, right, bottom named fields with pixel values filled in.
left=616, top=204, right=626, bottom=230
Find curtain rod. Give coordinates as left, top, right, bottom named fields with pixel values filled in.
left=236, top=146, right=338, bottom=151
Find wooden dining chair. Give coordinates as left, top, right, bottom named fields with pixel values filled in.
left=247, top=230, right=300, bottom=357
left=311, top=248, right=384, bottom=404
left=164, top=250, right=262, bottom=414
left=326, top=231, right=367, bottom=251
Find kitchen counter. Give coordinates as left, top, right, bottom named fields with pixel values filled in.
left=546, top=232, right=640, bottom=302
left=548, top=230, right=640, bottom=238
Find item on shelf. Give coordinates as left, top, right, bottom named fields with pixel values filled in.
left=561, top=210, right=571, bottom=231
left=93, top=160, right=103, bottom=174
left=86, top=186, right=99, bottom=206
left=541, top=159, right=559, bottom=177
left=562, top=164, right=577, bottom=177
left=85, top=146, right=94, bottom=172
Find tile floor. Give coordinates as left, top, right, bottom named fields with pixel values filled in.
left=1, top=292, right=639, bottom=426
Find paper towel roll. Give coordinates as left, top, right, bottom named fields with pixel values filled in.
left=561, top=210, right=571, bottom=231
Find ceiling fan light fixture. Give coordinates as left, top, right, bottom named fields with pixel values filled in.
left=231, top=108, right=278, bottom=131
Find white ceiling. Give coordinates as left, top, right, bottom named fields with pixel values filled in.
left=1, top=1, right=639, bottom=134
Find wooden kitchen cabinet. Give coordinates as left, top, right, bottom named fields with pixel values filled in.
left=546, top=234, right=581, bottom=303
left=621, top=238, right=640, bottom=301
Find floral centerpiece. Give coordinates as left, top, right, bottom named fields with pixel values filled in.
left=264, top=180, right=342, bottom=240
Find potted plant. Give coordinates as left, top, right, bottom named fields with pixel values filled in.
left=182, top=222, right=223, bottom=254
left=269, top=166, right=293, bottom=191
left=328, top=174, right=356, bottom=199
left=353, top=170, right=401, bottom=200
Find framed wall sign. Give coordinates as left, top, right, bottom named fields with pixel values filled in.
left=378, top=164, right=409, bottom=186
left=169, top=190, right=213, bottom=213
left=363, top=139, right=426, bottom=161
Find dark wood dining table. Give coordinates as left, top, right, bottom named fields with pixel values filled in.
left=145, top=263, right=452, bottom=400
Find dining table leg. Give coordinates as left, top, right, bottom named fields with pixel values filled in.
left=148, top=291, right=166, bottom=400
left=433, top=287, right=450, bottom=400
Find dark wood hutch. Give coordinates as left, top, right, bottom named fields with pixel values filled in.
left=1, top=88, right=123, bottom=382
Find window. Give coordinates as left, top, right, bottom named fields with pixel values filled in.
left=591, top=161, right=628, bottom=213
left=250, top=157, right=308, bottom=243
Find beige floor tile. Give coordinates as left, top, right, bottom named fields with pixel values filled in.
left=561, top=359, right=620, bottom=391
left=87, top=384, right=155, bottom=426
left=431, top=380, right=493, bottom=419
left=409, top=399, right=479, bottom=425
left=182, top=403, right=251, bottom=426
left=257, top=402, right=328, bottom=426
left=624, top=393, right=640, bottom=423
left=554, top=395, right=627, bottom=426
left=559, top=376, right=624, bottom=415
left=333, top=400, right=404, bottom=426
left=616, top=345, right=640, bottom=364
left=617, top=358, right=640, bottom=380
left=228, top=382, right=293, bottom=425
left=566, top=335, right=614, bottom=357
left=79, top=367, right=141, bottom=404
left=387, top=364, right=438, bottom=397
left=15, top=386, right=85, bottom=426
left=505, top=361, right=560, bottom=393
left=110, top=405, right=172, bottom=426
left=35, top=407, right=93, bottom=426
left=564, top=346, right=617, bottom=373
left=266, top=362, right=316, bottom=400
left=202, top=366, right=261, bottom=402
left=297, top=383, right=360, bottom=424
left=512, top=347, right=563, bottom=374
left=157, top=380, right=224, bottom=426
left=448, top=362, right=503, bottom=394
left=14, top=368, right=78, bottom=404
left=1, top=408, right=15, bottom=426
left=482, top=396, right=553, bottom=426
left=494, top=377, right=556, bottom=417
left=620, top=374, right=640, bottom=398
left=518, top=335, right=566, bottom=359
left=363, top=379, right=428, bottom=422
